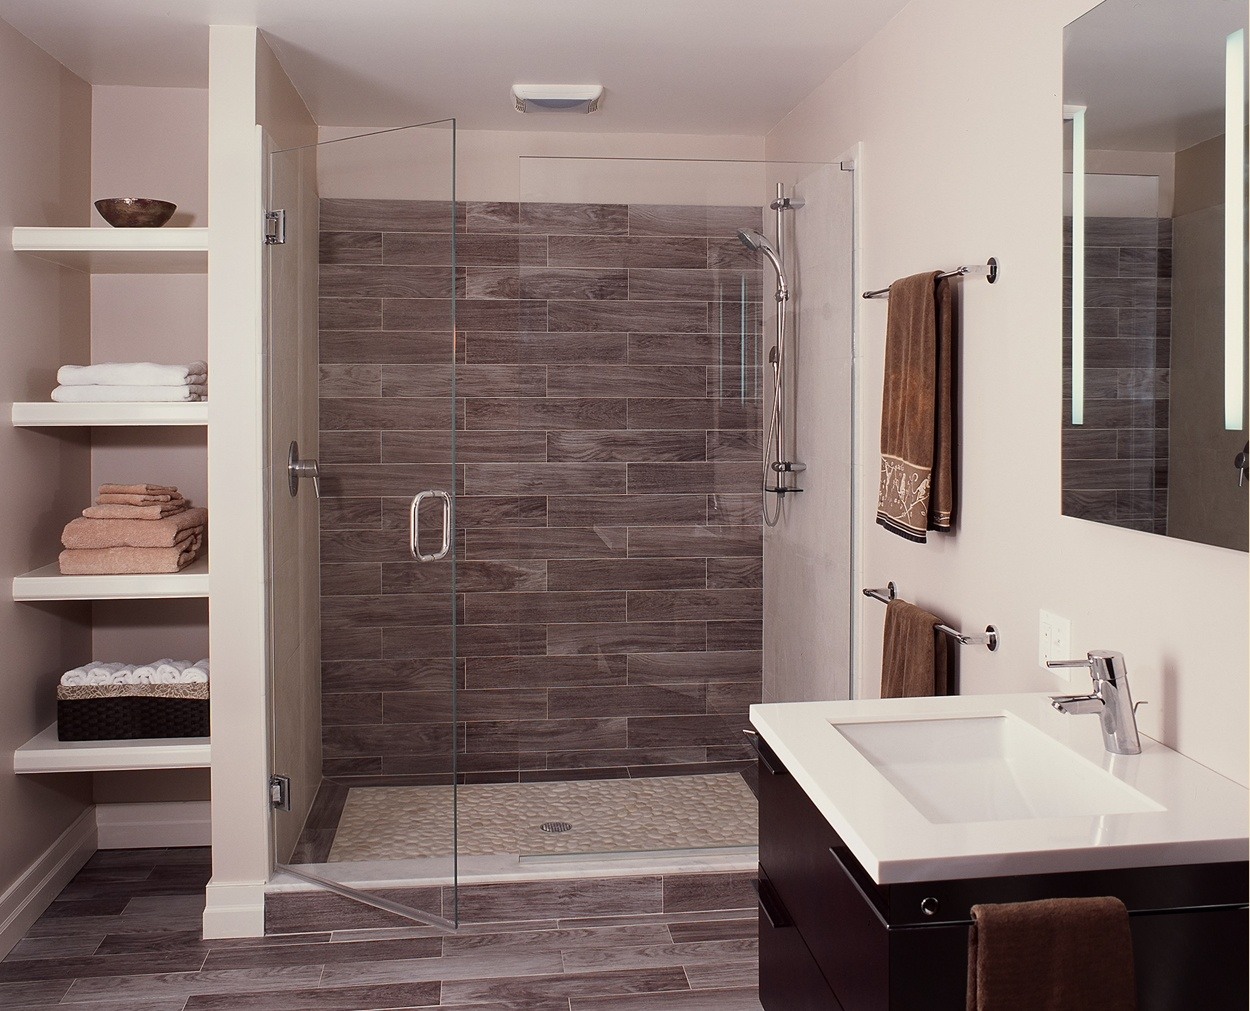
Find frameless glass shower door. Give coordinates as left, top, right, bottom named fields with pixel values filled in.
left=264, top=120, right=460, bottom=928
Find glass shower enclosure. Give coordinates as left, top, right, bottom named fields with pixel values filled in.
left=265, top=120, right=460, bottom=928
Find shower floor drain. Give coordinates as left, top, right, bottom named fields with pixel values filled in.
left=539, top=821, right=573, bottom=834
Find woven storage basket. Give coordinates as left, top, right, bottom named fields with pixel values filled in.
left=56, top=683, right=209, bottom=741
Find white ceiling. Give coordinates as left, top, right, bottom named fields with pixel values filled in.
left=0, top=0, right=908, bottom=135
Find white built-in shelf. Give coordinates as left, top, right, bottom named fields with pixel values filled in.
left=12, top=555, right=209, bottom=601
left=12, top=401, right=208, bottom=427
left=12, top=227, right=209, bottom=274
left=14, top=723, right=211, bottom=774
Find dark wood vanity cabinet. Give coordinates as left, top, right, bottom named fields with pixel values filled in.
left=754, top=737, right=1249, bottom=1010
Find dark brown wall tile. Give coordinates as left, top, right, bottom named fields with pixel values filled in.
left=382, top=430, right=547, bottom=464
left=463, top=590, right=626, bottom=625
left=548, top=685, right=705, bottom=719
left=547, top=558, right=707, bottom=592
left=520, top=267, right=628, bottom=300
left=466, top=331, right=628, bottom=365
left=547, top=621, right=706, bottom=655
left=627, top=714, right=743, bottom=749
left=466, top=398, right=627, bottom=431
left=627, top=526, right=761, bottom=558
left=320, top=264, right=459, bottom=299
left=466, top=655, right=627, bottom=689
left=520, top=202, right=629, bottom=235
left=546, top=494, right=707, bottom=527
left=320, top=298, right=380, bottom=330
left=462, top=463, right=627, bottom=496
left=627, top=398, right=759, bottom=430
left=548, top=365, right=706, bottom=399
left=548, top=300, right=708, bottom=334
left=627, top=589, right=762, bottom=623
left=628, top=462, right=758, bottom=495
left=705, top=557, right=762, bottom=589
left=320, top=230, right=382, bottom=264
left=321, top=330, right=456, bottom=365
left=318, top=198, right=762, bottom=780
left=627, top=651, right=763, bottom=685
left=548, top=235, right=708, bottom=269
left=320, top=364, right=382, bottom=398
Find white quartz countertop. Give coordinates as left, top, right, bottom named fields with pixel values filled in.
left=750, top=693, right=1249, bottom=884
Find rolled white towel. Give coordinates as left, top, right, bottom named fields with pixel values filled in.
left=196, top=658, right=210, bottom=673
left=154, top=661, right=185, bottom=682
left=182, top=668, right=209, bottom=683
left=57, top=361, right=209, bottom=387
left=52, top=384, right=206, bottom=403
left=61, top=667, right=91, bottom=686
left=124, top=668, right=153, bottom=684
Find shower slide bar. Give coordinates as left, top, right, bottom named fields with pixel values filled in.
left=861, top=257, right=999, bottom=299
left=862, top=582, right=999, bottom=651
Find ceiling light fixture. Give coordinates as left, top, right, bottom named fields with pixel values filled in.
left=511, top=84, right=604, bottom=114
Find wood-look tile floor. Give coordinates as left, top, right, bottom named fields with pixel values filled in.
left=2, top=848, right=763, bottom=1011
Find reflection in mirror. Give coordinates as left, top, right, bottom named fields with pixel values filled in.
left=1062, top=0, right=1248, bottom=551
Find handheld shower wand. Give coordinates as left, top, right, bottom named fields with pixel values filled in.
left=736, top=185, right=804, bottom=527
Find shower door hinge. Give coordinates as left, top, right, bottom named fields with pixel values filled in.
left=264, top=209, right=286, bottom=245
left=839, top=160, right=856, bottom=172
left=269, top=773, right=291, bottom=811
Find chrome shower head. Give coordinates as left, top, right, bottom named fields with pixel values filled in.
left=736, top=229, right=789, bottom=301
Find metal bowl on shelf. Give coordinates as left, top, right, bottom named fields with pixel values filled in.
left=93, top=198, right=177, bottom=228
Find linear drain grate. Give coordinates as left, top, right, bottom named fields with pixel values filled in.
left=539, top=821, right=573, bottom=834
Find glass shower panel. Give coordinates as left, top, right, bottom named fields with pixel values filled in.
left=264, top=120, right=460, bottom=928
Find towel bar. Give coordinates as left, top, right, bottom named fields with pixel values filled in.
left=862, top=582, right=999, bottom=651
left=862, top=257, right=998, bottom=299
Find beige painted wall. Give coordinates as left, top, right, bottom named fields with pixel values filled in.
left=317, top=126, right=764, bottom=202
left=0, top=13, right=94, bottom=933
left=766, top=0, right=1248, bottom=785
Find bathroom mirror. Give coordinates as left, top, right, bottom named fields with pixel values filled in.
left=1062, top=0, right=1249, bottom=551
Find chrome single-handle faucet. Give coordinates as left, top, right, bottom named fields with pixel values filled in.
left=1047, top=650, right=1143, bottom=755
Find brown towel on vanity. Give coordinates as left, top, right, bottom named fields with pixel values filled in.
left=880, top=598, right=949, bottom=698
left=967, top=897, right=1136, bottom=1010
left=62, top=508, right=207, bottom=549
left=876, top=272, right=956, bottom=541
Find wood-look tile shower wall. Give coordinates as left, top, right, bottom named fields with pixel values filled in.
left=317, top=198, right=765, bottom=782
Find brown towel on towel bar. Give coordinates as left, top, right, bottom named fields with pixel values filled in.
left=967, top=897, right=1136, bottom=1010
left=82, top=502, right=189, bottom=520
left=881, top=598, right=949, bottom=698
left=58, top=538, right=201, bottom=575
left=62, top=508, right=207, bottom=549
left=876, top=272, right=956, bottom=542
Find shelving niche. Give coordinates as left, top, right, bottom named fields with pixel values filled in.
left=11, top=224, right=211, bottom=774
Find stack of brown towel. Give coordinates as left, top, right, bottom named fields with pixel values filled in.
left=59, top=484, right=206, bottom=574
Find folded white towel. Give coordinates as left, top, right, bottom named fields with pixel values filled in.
left=57, top=361, right=209, bottom=387
left=51, top=384, right=206, bottom=403
left=60, top=659, right=210, bottom=687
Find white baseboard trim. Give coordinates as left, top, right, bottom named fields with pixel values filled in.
left=202, top=879, right=266, bottom=938
left=95, top=801, right=212, bottom=849
left=0, top=808, right=96, bottom=959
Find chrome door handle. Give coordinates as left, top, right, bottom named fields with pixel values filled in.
left=287, top=441, right=321, bottom=498
left=410, top=490, right=452, bottom=562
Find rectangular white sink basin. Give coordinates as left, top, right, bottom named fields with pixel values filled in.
left=751, top=694, right=1249, bottom=883
left=832, top=714, right=1163, bottom=824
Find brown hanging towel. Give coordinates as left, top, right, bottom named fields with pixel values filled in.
left=876, top=271, right=956, bottom=541
left=966, top=897, right=1136, bottom=1010
left=880, top=597, right=949, bottom=698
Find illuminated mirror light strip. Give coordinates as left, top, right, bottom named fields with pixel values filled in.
left=1065, top=105, right=1086, bottom=426
left=1225, top=29, right=1246, bottom=432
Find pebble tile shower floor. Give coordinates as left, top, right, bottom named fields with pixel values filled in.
left=1, top=848, right=762, bottom=1010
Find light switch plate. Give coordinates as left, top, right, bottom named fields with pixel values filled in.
left=1039, top=610, right=1073, bottom=678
